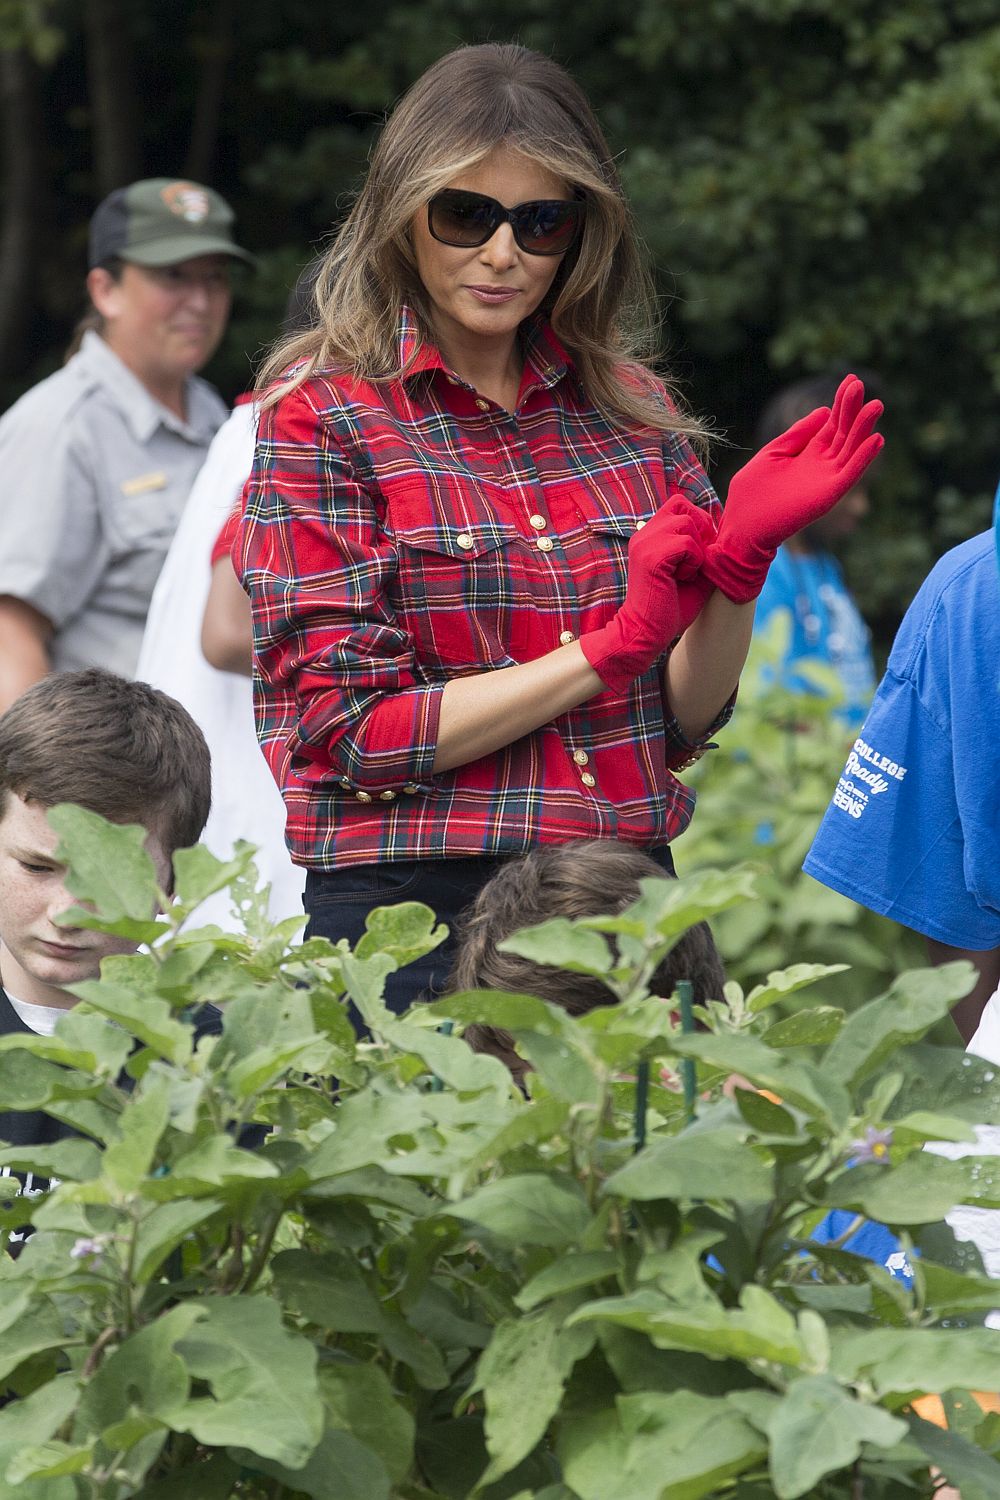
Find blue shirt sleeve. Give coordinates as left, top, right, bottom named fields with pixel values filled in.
left=804, top=533, right=1000, bottom=950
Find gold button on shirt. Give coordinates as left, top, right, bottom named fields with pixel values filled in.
left=559, top=630, right=576, bottom=645
left=536, top=536, right=554, bottom=552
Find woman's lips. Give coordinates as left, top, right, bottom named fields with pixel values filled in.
left=465, top=286, right=520, bottom=304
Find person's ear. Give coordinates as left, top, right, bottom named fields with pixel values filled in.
left=86, top=266, right=124, bottom=321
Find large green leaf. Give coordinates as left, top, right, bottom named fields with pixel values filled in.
left=171, top=842, right=259, bottom=910
left=273, top=1247, right=384, bottom=1332
left=891, top=1044, right=1000, bottom=1125
left=110, top=1456, right=238, bottom=1500
left=133, top=1198, right=225, bottom=1282
left=426, top=990, right=572, bottom=1036
left=472, top=1307, right=595, bottom=1487
left=0, top=1373, right=78, bottom=1479
left=68, top=980, right=192, bottom=1062
left=171, top=1294, right=323, bottom=1466
left=148, top=1136, right=279, bottom=1198
left=6, top=1443, right=92, bottom=1483
left=908, top=1412, right=1000, bottom=1498
left=304, top=1086, right=486, bottom=1179
left=0, top=1048, right=98, bottom=1113
left=448, top=1174, right=591, bottom=1249
left=301, top=1165, right=431, bottom=1216
left=47, top=804, right=168, bottom=938
left=377, top=1015, right=514, bottom=1093
left=558, top=1390, right=765, bottom=1500
left=78, top=1302, right=203, bottom=1434
left=0, top=1010, right=132, bottom=1077
left=318, top=1362, right=415, bottom=1483
left=761, top=1006, right=843, bottom=1048
left=823, top=1152, right=970, bottom=1224
left=669, top=1032, right=849, bottom=1124
left=498, top=917, right=614, bottom=978
left=0, top=1298, right=70, bottom=1385
left=0, top=1137, right=100, bottom=1182
left=516, top=1251, right=620, bottom=1312
left=568, top=1285, right=805, bottom=1367
left=353, top=901, right=448, bottom=966
left=604, top=1126, right=773, bottom=1206
left=823, top=963, right=977, bottom=1085
left=919, top=1259, right=1000, bottom=1319
left=746, top=965, right=848, bottom=1014
left=583, top=867, right=759, bottom=945
left=226, top=1033, right=337, bottom=1099
left=831, top=1327, right=1000, bottom=1395
left=513, top=1031, right=603, bottom=1106
left=744, top=1376, right=906, bottom=1498
left=102, top=1070, right=172, bottom=1192
left=231, top=1427, right=391, bottom=1500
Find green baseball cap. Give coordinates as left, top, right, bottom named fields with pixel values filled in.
left=88, top=177, right=252, bottom=269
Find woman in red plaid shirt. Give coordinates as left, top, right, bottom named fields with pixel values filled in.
left=239, top=43, right=883, bottom=1016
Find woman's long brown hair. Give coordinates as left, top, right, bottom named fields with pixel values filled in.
left=256, top=43, right=707, bottom=446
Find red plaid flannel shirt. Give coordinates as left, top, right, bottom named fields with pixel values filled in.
left=237, top=312, right=730, bottom=869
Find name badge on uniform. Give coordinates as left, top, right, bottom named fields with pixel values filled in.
left=120, top=471, right=168, bottom=496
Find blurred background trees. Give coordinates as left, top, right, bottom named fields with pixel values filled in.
left=2, top=0, right=999, bottom=648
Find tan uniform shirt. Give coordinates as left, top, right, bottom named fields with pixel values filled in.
left=0, top=330, right=226, bottom=676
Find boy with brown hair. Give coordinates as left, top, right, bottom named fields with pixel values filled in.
left=449, top=839, right=726, bottom=1083
left=0, top=668, right=212, bottom=1155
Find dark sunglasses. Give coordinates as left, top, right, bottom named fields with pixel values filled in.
left=427, top=188, right=584, bottom=257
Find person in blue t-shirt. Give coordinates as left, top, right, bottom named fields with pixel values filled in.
left=751, top=373, right=879, bottom=726
left=804, top=516, right=1000, bottom=1041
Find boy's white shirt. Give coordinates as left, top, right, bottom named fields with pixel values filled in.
left=6, top=990, right=64, bottom=1036
left=135, top=403, right=304, bottom=931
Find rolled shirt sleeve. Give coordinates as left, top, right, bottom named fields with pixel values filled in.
left=239, top=386, right=445, bottom=794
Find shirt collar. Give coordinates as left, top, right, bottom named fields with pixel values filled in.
left=397, top=306, right=572, bottom=395
left=77, top=329, right=219, bottom=444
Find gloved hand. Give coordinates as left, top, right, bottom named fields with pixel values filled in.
left=703, top=374, right=884, bottom=603
left=580, top=494, right=718, bottom=693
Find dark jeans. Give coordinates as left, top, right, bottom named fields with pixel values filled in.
left=304, top=845, right=676, bottom=1020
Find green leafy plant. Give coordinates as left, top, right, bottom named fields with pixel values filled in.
left=2, top=808, right=1000, bottom=1497
left=675, top=616, right=926, bottom=1012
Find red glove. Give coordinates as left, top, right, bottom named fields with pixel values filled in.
left=703, top=374, right=884, bottom=604
left=580, top=494, right=718, bottom=693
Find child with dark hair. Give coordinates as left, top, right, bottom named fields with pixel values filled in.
left=0, top=669, right=213, bottom=1171
left=449, top=839, right=725, bottom=1081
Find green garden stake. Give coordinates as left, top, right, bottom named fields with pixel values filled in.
left=633, top=1059, right=650, bottom=1153
left=677, top=978, right=697, bottom=1124
left=429, top=1020, right=453, bottom=1091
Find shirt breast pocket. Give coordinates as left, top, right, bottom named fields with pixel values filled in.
left=383, top=484, right=521, bottom=674
left=555, top=483, right=651, bottom=615
left=105, top=478, right=180, bottom=557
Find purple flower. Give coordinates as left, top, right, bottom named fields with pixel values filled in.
left=850, top=1126, right=893, bottom=1165
left=70, top=1236, right=105, bottom=1263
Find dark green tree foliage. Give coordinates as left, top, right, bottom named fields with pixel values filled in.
left=2, top=0, right=1000, bottom=637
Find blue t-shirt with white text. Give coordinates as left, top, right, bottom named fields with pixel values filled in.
left=804, top=530, right=1000, bottom=949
